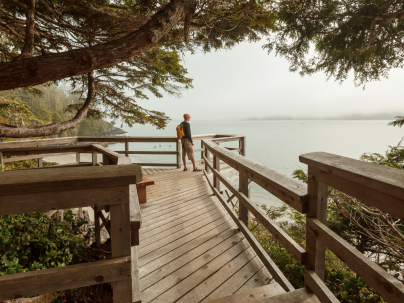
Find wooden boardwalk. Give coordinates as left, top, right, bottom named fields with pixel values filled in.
left=137, top=167, right=282, bottom=303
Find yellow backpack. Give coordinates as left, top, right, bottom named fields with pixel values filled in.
left=176, top=123, right=185, bottom=139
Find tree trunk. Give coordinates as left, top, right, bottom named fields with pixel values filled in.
left=0, top=0, right=189, bottom=91
left=0, top=72, right=95, bottom=138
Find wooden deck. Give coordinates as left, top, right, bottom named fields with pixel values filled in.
left=137, top=167, right=280, bottom=303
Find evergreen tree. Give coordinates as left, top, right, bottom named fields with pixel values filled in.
left=0, top=0, right=275, bottom=138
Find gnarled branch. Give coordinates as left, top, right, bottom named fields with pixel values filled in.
left=0, top=72, right=95, bottom=138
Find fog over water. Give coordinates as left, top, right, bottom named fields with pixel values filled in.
left=111, top=119, right=403, bottom=207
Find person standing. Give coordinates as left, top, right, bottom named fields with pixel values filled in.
left=181, top=113, right=201, bottom=171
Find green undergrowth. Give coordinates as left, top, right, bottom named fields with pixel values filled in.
left=0, top=211, right=88, bottom=275
left=249, top=204, right=385, bottom=303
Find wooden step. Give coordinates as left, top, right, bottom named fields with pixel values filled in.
left=203, top=285, right=320, bottom=303
left=202, top=283, right=284, bottom=303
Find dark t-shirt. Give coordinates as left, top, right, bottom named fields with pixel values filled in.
left=181, top=121, right=193, bottom=143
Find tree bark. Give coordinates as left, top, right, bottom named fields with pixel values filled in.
left=0, top=0, right=190, bottom=91
left=0, top=72, right=95, bottom=138
left=17, top=0, right=36, bottom=60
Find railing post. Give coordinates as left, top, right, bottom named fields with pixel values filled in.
left=238, top=137, right=249, bottom=226
left=38, top=158, right=43, bottom=168
left=176, top=139, right=181, bottom=169
left=92, top=150, right=97, bottom=166
left=201, top=141, right=204, bottom=163
left=0, top=152, right=3, bottom=169
left=110, top=201, right=132, bottom=302
left=76, top=141, right=80, bottom=163
left=103, top=154, right=110, bottom=165
left=306, top=166, right=328, bottom=282
left=125, top=141, right=129, bottom=157
left=213, top=154, right=220, bottom=192
left=94, top=206, right=101, bottom=246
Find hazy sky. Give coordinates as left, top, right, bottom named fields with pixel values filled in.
left=136, top=40, right=404, bottom=121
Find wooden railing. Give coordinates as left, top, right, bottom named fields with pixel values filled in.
left=202, top=139, right=404, bottom=303
left=0, top=146, right=142, bottom=303
left=0, top=134, right=242, bottom=169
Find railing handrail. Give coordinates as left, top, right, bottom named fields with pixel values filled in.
left=0, top=134, right=244, bottom=169
left=202, top=139, right=308, bottom=213
left=202, top=139, right=404, bottom=303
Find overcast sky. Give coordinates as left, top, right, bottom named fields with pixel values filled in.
left=136, top=40, right=404, bottom=121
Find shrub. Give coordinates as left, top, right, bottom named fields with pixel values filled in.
left=0, top=211, right=88, bottom=275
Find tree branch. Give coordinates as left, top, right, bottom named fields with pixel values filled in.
left=0, top=0, right=191, bottom=91
left=17, top=0, right=36, bottom=60
left=0, top=72, right=95, bottom=138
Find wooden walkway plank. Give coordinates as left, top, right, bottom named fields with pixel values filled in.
left=177, top=245, right=257, bottom=303
left=143, top=237, right=250, bottom=303
left=139, top=211, right=230, bottom=257
left=138, top=217, right=234, bottom=267
left=139, top=225, right=238, bottom=280
left=142, top=195, right=218, bottom=227
left=140, top=197, right=223, bottom=239
left=203, top=256, right=268, bottom=301
left=140, top=228, right=241, bottom=290
left=236, top=266, right=273, bottom=294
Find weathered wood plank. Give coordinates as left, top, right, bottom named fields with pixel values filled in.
left=0, top=145, right=92, bottom=156
left=0, top=137, right=78, bottom=149
left=315, top=168, right=404, bottom=221
left=0, top=256, right=131, bottom=301
left=2, top=152, right=77, bottom=163
left=116, top=150, right=178, bottom=155
left=177, top=245, right=258, bottom=303
left=78, top=136, right=178, bottom=143
left=110, top=202, right=132, bottom=303
left=92, top=144, right=132, bottom=165
left=139, top=228, right=239, bottom=287
left=134, top=163, right=177, bottom=167
left=141, top=236, right=249, bottom=303
left=203, top=283, right=285, bottom=303
left=307, top=217, right=404, bottom=303
left=203, top=140, right=308, bottom=213
left=131, top=246, right=142, bottom=303
left=0, top=186, right=129, bottom=215
left=204, top=170, right=295, bottom=292
left=300, top=151, right=404, bottom=204
left=0, top=165, right=141, bottom=196
left=305, top=270, right=339, bottom=303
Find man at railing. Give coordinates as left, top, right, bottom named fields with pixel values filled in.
left=181, top=113, right=202, bottom=172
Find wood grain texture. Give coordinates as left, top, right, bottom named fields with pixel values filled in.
left=202, top=283, right=285, bottom=303
left=203, top=139, right=308, bottom=213
left=305, top=270, right=339, bottom=303
left=0, top=137, right=78, bottom=148
left=0, top=145, right=92, bottom=156
left=307, top=218, right=404, bottom=303
left=300, top=151, right=404, bottom=202
left=0, top=165, right=140, bottom=196
left=0, top=186, right=129, bottom=215
left=0, top=256, right=131, bottom=301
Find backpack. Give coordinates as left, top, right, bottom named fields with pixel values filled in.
left=176, top=123, right=185, bottom=139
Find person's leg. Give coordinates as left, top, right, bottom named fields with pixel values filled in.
left=182, top=139, right=188, bottom=171
left=191, top=157, right=196, bottom=170
left=183, top=155, right=187, bottom=170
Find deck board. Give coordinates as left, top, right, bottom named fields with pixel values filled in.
left=138, top=168, right=274, bottom=303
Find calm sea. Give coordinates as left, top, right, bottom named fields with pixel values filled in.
left=109, top=120, right=403, bottom=207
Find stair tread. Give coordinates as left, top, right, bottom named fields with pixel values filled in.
left=203, top=285, right=320, bottom=303
left=202, top=282, right=285, bottom=303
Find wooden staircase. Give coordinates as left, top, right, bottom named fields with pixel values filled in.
left=204, top=284, right=319, bottom=303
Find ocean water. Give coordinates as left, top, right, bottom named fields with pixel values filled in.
left=108, top=120, right=404, bottom=207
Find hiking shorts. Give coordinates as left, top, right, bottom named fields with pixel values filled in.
left=181, top=138, right=194, bottom=160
